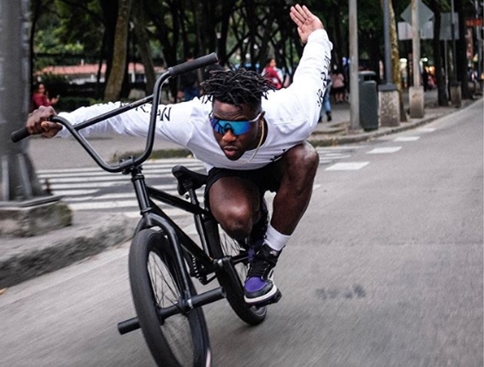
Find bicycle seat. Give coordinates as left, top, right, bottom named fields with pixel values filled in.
left=172, top=165, right=208, bottom=195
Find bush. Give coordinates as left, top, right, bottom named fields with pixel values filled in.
left=55, top=96, right=100, bottom=112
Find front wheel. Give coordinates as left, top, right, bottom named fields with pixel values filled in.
left=129, top=228, right=211, bottom=367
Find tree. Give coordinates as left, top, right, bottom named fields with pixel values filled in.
left=132, top=0, right=156, bottom=94
left=387, top=0, right=408, bottom=121
left=104, top=0, right=133, bottom=101
left=454, top=0, right=472, bottom=99
left=426, top=0, right=450, bottom=106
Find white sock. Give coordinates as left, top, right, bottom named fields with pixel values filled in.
left=264, top=224, right=290, bottom=252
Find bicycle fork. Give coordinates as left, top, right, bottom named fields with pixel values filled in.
left=118, top=168, right=226, bottom=335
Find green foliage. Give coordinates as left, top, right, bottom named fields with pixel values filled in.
left=55, top=96, right=101, bottom=112
left=30, top=0, right=470, bottom=101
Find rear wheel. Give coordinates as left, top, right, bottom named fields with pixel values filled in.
left=129, top=229, right=211, bottom=367
left=209, top=227, right=267, bottom=325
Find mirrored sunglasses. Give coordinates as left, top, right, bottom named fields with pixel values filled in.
left=209, top=111, right=263, bottom=136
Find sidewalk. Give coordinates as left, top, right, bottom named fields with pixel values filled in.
left=309, top=88, right=469, bottom=146
left=1, top=90, right=481, bottom=289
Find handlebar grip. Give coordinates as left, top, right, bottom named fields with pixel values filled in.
left=11, top=127, right=30, bottom=143
left=168, top=53, right=218, bottom=78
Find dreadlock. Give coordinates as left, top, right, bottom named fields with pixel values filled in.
left=200, top=68, right=274, bottom=111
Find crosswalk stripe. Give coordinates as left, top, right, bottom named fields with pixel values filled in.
left=325, top=162, right=369, bottom=171
left=367, top=147, right=402, bottom=154
left=394, top=136, right=420, bottom=142
left=47, top=182, right=127, bottom=189
left=37, top=160, right=204, bottom=175
left=416, top=127, right=436, bottom=132
left=53, top=189, right=98, bottom=196
left=38, top=166, right=203, bottom=179
left=38, top=149, right=365, bottom=215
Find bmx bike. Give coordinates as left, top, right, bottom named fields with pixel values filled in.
left=12, top=53, right=280, bottom=367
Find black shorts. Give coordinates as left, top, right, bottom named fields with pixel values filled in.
left=205, top=160, right=284, bottom=201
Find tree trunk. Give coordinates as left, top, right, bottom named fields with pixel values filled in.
left=104, top=0, right=133, bottom=101
left=388, top=0, right=407, bottom=121
left=455, top=0, right=471, bottom=99
left=427, top=0, right=449, bottom=106
left=132, top=0, right=156, bottom=95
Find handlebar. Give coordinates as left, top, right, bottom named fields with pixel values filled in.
left=11, top=52, right=218, bottom=172
left=168, top=53, right=218, bottom=78
left=11, top=126, right=30, bottom=143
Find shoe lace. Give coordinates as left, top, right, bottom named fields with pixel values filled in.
left=247, top=255, right=276, bottom=279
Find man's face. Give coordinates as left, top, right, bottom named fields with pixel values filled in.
left=210, top=100, right=263, bottom=161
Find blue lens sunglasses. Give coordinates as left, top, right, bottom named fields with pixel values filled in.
left=209, top=111, right=263, bottom=136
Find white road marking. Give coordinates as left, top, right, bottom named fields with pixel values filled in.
left=367, top=147, right=402, bottom=154
left=322, top=153, right=352, bottom=158
left=416, top=127, right=436, bottom=132
left=394, top=136, right=420, bottom=142
left=325, top=162, right=369, bottom=171
left=50, top=189, right=98, bottom=196
left=47, top=182, right=126, bottom=189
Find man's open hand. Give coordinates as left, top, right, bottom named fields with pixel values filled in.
left=290, top=4, right=324, bottom=44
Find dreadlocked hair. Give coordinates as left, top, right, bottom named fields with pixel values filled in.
left=200, top=68, right=274, bottom=110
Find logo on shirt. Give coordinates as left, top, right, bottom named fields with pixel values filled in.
left=135, top=104, right=172, bottom=121
left=270, top=149, right=287, bottom=162
left=316, top=88, right=324, bottom=107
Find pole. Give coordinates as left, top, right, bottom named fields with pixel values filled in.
left=383, top=0, right=393, bottom=84
left=379, top=0, right=400, bottom=127
left=0, top=0, right=45, bottom=202
left=349, top=0, right=359, bottom=131
left=0, top=0, right=70, bottom=237
left=412, top=0, right=421, bottom=88
left=474, top=0, right=482, bottom=83
left=409, top=0, right=425, bottom=118
left=448, top=0, right=462, bottom=106
left=450, top=0, right=457, bottom=81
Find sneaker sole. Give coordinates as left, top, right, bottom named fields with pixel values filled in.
left=244, top=284, right=279, bottom=305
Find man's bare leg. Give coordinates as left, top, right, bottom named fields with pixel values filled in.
left=271, top=141, right=320, bottom=236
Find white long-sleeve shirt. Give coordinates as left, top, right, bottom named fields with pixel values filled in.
left=59, top=29, right=332, bottom=171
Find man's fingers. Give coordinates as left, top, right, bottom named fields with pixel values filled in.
left=41, top=121, right=62, bottom=133
left=301, top=5, right=314, bottom=20
left=290, top=4, right=306, bottom=25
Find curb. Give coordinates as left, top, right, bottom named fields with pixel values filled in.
left=308, top=109, right=457, bottom=147
left=0, top=212, right=136, bottom=288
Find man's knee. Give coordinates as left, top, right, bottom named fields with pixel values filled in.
left=220, top=207, right=252, bottom=239
left=217, top=204, right=253, bottom=240
left=284, top=142, right=319, bottom=176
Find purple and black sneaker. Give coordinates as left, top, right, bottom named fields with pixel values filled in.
left=244, top=244, right=281, bottom=305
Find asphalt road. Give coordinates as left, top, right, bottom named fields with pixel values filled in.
left=1, top=100, right=482, bottom=367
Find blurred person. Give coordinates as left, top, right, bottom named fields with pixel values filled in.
left=320, top=71, right=332, bottom=122
left=262, top=57, right=283, bottom=90
left=331, top=69, right=345, bottom=103
left=31, top=82, right=59, bottom=110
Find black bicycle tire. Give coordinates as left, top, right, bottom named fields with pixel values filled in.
left=209, top=227, right=267, bottom=325
left=129, top=228, right=211, bottom=367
